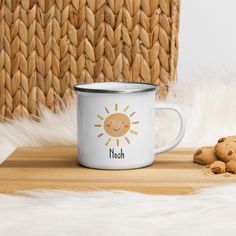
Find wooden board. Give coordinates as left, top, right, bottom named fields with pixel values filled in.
left=1, top=147, right=236, bottom=194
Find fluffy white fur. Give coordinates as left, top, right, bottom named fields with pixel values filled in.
left=1, top=185, right=236, bottom=236
left=1, top=72, right=236, bottom=235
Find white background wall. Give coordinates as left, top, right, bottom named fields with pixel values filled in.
left=178, top=0, right=236, bottom=77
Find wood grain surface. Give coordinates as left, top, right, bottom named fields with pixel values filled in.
left=1, top=147, right=236, bottom=194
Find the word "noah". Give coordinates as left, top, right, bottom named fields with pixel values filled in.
left=109, top=148, right=125, bottom=159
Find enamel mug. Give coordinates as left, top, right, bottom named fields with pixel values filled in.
left=74, top=82, right=185, bottom=170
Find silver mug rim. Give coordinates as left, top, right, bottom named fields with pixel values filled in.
left=74, top=82, right=157, bottom=94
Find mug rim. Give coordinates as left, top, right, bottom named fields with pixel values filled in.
left=74, top=82, right=157, bottom=94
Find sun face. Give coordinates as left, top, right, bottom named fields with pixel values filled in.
left=94, top=104, right=139, bottom=146
left=104, top=113, right=130, bottom=137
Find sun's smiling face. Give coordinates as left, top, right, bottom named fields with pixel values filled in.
left=94, top=104, right=139, bottom=146
left=104, top=113, right=130, bottom=137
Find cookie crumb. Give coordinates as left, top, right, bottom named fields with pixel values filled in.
left=224, top=172, right=231, bottom=177
left=203, top=166, right=213, bottom=176
left=205, top=164, right=211, bottom=168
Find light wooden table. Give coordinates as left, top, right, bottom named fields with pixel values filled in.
left=1, top=147, right=236, bottom=194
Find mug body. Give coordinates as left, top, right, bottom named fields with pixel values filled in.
left=75, top=82, right=156, bottom=170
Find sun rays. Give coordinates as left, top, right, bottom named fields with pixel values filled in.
left=97, top=132, right=104, bottom=137
left=123, top=105, right=129, bottom=112
left=129, top=111, right=136, bottom=117
left=94, top=103, right=139, bottom=146
left=105, top=138, right=111, bottom=146
left=97, top=115, right=104, bottom=120
left=104, top=107, right=109, bottom=114
left=130, top=130, right=138, bottom=135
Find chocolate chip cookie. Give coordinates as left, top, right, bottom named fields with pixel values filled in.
left=215, top=136, right=236, bottom=162
left=210, top=161, right=226, bottom=174
left=193, top=146, right=218, bottom=165
left=226, top=160, right=236, bottom=173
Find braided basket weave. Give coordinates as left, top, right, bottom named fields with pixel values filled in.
left=0, top=0, right=180, bottom=121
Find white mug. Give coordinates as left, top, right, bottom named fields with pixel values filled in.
left=74, top=82, right=185, bottom=170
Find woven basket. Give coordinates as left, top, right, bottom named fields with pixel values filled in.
left=0, top=0, right=180, bottom=121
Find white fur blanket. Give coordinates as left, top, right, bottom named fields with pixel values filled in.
left=1, top=186, right=236, bottom=236
left=1, top=72, right=236, bottom=235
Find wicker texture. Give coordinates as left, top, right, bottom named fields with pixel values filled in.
left=0, top=0, right=180, bottom=121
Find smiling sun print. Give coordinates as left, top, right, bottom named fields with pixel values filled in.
left=94, top=104, right=139, bottom=146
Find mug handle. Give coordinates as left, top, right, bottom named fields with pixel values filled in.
left=154, top=103, right=186, bottom=155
